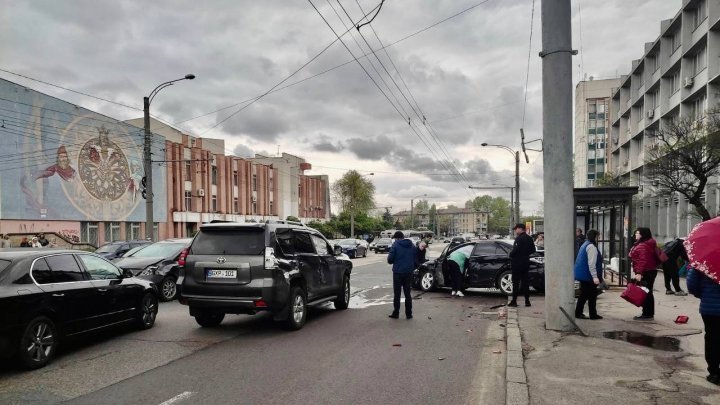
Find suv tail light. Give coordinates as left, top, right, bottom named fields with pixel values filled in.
left=264, top=247, right=278, bottom=269
left=177, top=248, right=189, bottom=267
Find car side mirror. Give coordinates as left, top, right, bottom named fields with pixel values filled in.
left=334, top=245, right=342, bottom=255
left=120, top=268, right=133, bottom=278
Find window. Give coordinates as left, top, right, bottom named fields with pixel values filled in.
left=275, top=229, right=295, bottom=256
left=252, top=174, right=257, bottom=191
left=692, top=0, right=707, bottom=29
left=596, top=126, right=605, bottom=135
left=191, top=229, right=265, bottom=255
left=185, top=159, right=192, bottom=180
left=211, top=195, right=217, bottom=212
left=80, top=222, right=98, bottom=246
left=472, top=243, right=498, bottom=256
left=588, top=103, right=596, bottom=119
left=126, top=223, right=141, bottom=240
left=46, top=254, right=86, bottom=282
left=185, top=191, right=192, bottom=211
left=311, top=234, right=330, bottom=256
left=671, top=70, right=681, bottom=93
left=31, top=258, right=54, bottom=284
left=450, top=244, right=474, bottom=257
left=670, top=31, right=681, bottom=53
left=692, top=46, right=707, bottom=75
left=691, top=95, right=706, bottom=120
left=294, top=232, right=315, bottom=254
left=269, top=201, right=274, bottom=215
left=252, top=201, right=257, bottom=214
left=78, top=255, right=121, bottom=280
left=233, top=197, right=239, bottom=213
left=211, top=166, right=218, bottom=185
left=105, top=222, right=121, bottom=242
left=646, top=56, right=657, bottom=73
left=233, top=170, right=238, bottom=186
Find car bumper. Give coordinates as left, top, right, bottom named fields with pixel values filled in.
left=178, top=275, right=289, bottom=314
left=374, top=246, right=390, bottom=253
left=137, top=274, right=164, bottom=284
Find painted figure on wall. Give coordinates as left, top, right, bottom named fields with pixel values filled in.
left=35, top=145, right=76, bottom=181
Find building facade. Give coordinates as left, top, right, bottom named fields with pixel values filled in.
left=392, top=208, right=489, bottom=236
left=608, top=0, right=720, bottom=240
left=574, top=78, right=621, bottom=187
left=0, top=79, right=330, bottom=247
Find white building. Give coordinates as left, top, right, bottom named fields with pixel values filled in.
left=608, top=0, right=720, bottom=240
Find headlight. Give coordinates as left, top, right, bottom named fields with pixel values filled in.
left=140, top=265, right=159, bottom=276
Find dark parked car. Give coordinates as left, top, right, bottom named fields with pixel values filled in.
left=178, top=221, right=353, bottom=330
left=412, top=240, right=545, bottom=295
left=113, top=238, right=191, bottom=302
left=337, top=239, right=367, bottom=258
left=371, top=238, right=392, bottom=253
left=95, top=240, right=152, bottom=260
left=0, top=249, right=158, bottom=369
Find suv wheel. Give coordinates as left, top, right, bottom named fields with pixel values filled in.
left=497, top=271, right=513, bottom=296
left=18, top=316, right=57, bottom=369
left=284, top=285, right=307, bottom=330
left=195, top=312, right=225, bottom=327
left=159, top=276, right=177, bottom=301
left=334, top=276, right=350, bottom=310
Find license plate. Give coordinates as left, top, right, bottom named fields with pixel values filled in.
left=207, top=269, right=237, bottom=279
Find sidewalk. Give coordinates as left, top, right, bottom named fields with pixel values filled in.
left=508, top=278, right=720, bottom=405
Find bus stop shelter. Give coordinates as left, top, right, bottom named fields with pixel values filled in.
left=574, top=187, right=639, bottom=285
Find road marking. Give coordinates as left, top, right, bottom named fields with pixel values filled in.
left=159, top=391, right=196, bottom=405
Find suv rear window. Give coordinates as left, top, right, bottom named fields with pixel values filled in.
left=192, top=229, right=265, bottom=255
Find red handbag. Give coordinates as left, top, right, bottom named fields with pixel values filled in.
left=621, top=282, right=648, bottom=307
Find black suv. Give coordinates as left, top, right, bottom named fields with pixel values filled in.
left=177, top=221, right=353, bottom=330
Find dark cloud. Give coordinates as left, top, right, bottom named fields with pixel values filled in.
left=232, top=144, right=255, bottom=158
left=307, top=134, right=345, bottom=153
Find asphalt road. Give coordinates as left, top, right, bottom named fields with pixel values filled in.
left=0, top=245, right=508, bottom=404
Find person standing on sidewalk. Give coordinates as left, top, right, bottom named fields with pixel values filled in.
left=662, top=238, right=688, bottom=296
left=629, top=227, right=660, bottom=320
left=448, top=247, right=470, bottom=297
left=509, top=223, right=536, bottom=307
left=387, top=231, right=417, bottom=319
left=687, top=267, right=720, bottom=386
left=574, top=229, right=604, bottom=320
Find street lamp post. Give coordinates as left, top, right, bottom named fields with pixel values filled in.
left=481, top=143, right=521, bottom=225
left=409, top=193, right=427, bottom=229
left=350, top=172, right=374, bottom=238
left=143, top=74, right=195, bottom=241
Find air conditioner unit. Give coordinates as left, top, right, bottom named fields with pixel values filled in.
left=197, top=188, right=205, bottom=197
left=613, top=138, right=619, bottom=145
left=684, top=77, right=694, bottom=88
left=647, top=110, right=654, bottom=119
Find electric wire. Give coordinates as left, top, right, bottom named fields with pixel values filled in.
left=521, top=0, right=536, bottom=129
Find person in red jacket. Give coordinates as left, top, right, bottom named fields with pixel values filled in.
left=629, top=227, right=660, bottom=320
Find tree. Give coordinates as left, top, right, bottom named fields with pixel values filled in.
left=466, top=195, right=512, bottom=234
left=596, top=171, right=625, bottom=187
left=307, top=221, right=335, bottom=239
left=645, top=111, right=720, bottom=221
left=381, top=209, right=394, bottom=229
left=428, top=204, right=437, bottom=232
left=331, top=170, right=376, bottom=217
left=286, top=216, right=301, bottom=222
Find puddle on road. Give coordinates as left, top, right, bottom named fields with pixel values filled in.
left=602, top=331, right=681, bottom=352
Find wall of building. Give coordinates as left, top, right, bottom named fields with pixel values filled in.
left=607, top=0, right=720, bottom=239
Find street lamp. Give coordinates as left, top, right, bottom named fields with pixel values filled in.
left=143, top=74, right=195, bottom=241
left=350, top=172, right=374, bottom=238
left=481, top=142, right=521, bottom=225
left=409, top=193, right=427, bottom=229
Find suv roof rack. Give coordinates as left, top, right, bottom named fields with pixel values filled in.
left=265, top=219, right=306, bottom=227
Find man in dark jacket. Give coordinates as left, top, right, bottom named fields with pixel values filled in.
left=387, top=231, right=418, bottom=319
left=509, top=223, right=536, bottom=307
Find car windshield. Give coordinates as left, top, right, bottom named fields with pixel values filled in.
left=95, top=244, right=120, bottom=254
left=129, top=243, right=186, bottom=258
left=338, top=239, right=356, bottom=246
left=191, top=229, right=265, bottom=255
left=123, top=245, right=147, bottom=257
left=378, top=238, right=391, bottom=244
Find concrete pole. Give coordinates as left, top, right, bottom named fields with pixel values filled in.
left=410, top=199, right=414, bottom=229
left=542, top=0, right=575, bottom=331
left=350, top=186, right=355, bottom=238
left=143, top=96, right=154, bottom=241
left=509, top=188, right=514, bottom=234
left=515, top=151, right=521, bottom=223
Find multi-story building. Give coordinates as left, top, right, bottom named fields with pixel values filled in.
left=574, top=78, right=621, bottom=187
left=608, top=0, right=720, bottom=240
left=0, top=78, right=329, bottom=247
left=392, top=208, right=489, bottom=236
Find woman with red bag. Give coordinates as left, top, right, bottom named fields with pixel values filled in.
left=628, top=227, right=660, bottom=320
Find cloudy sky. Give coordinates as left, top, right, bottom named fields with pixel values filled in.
left=1, top=0, right=681, bottom=215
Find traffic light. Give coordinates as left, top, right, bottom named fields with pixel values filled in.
left=141, top=176, right=147, bottom=200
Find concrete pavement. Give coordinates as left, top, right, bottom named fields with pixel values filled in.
left=508, top=277, right=720, bottom=405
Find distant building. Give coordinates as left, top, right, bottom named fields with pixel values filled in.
left=607, top=0, right=720, bottom=239
left=574, top=78, right=621, bottom=187
left=392, top=208, right=488, bottom=235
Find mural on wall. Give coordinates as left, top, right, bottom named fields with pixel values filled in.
left=0, top=79, right=167, bottom=222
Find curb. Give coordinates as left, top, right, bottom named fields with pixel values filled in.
left=505, top=298, right=529, bottom=405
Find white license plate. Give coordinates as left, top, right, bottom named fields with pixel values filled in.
left=207, top=269, right=237, bottom=279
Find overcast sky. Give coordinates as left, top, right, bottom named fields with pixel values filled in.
left=0, top=0, right=682, bottom=216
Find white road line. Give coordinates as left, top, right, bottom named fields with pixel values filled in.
left=159, top=391, right=196, bottom=405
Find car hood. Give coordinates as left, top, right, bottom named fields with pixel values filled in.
left=114, top=256, right=164, bottom=270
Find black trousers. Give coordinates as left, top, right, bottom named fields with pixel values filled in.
left=640, top=270, right=657, bottom=317
left=663, top=264, right=682, bottom=292
left=392, top=273, right=412, bottom=316
left=512, top=270, right=530, bottom=301
left=702, top=314, right=720, bottom=376
left=448, top=261, right=463, bottom=292
left=575, top=281, right=599, bottom=317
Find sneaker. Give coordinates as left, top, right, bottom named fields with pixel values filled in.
left=388, top=313, right=399, bottom=319
left=666, top=290, right=675, bottom=295
left=451, top=291, right=457, bottom=296
left=675, top=291, right=688, bottom=296
left=706, top=374, right=720, bottom=385
left=456, top=291, right=464, bottom=297
left=633, top=315, right=654, bottom=321
left=508, top=301, right=518, bottom=307
left=589, top=315, right=603, bottom=320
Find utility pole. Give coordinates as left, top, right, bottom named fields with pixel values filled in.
left=541, top=0, right=575, bottom=331
left=515, top=151, right=520, bottom=223
left=143, top=97, right=153, bottom=241
left=410, top=198, right=414, bottom=229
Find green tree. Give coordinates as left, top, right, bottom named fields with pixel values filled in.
left=428, top=203, right=437, bottom=232
left=307, top=221, right=335, bottom=239
left=466, top=195, right=512, bottom=234
left=286, top=216, right=301, bottom=222
left=596, top=171, right=625, bottom=187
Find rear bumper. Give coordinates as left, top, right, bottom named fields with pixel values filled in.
left=183, top=295, right=273, bottom=315
left=178, top=274, right=289, bottom=314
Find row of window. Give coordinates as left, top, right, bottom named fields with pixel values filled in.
left=181, top=191, right=268, bottom=214
left=80, top=222, right=156, bottom=246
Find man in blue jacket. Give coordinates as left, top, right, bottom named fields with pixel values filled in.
left=687, top=268, right=720, bottom=385
left=387, top=231, right=418, bottom=319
